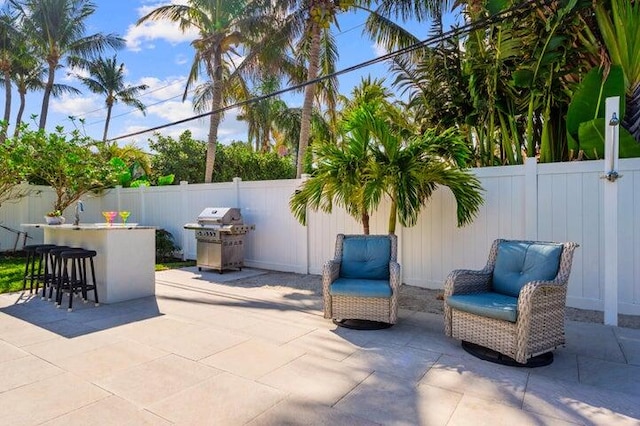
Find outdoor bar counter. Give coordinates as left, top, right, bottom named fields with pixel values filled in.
left=24, top=224, right=156, bottom=304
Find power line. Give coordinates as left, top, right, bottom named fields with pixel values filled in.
left=74, top=20, right=370, bottom=126
left=109, top=0, right=548, bottom=142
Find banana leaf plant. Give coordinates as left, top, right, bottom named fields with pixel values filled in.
left=566, top=65, right=640, bottom=159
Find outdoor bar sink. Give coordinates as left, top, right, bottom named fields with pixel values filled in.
left=24, top=223, right=156, bottom=304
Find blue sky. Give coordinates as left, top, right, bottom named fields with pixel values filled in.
left=8, top=0, right=442, bottom=151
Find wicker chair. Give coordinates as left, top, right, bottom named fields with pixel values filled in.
left=322, top=234, right=400, bottom=325
left=444, top=239, right=579, bottom=364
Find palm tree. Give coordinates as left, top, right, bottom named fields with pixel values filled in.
left=595, top=0, right=640, bottom=141
left=236, top=76, right=284, bottom=152
left=9, top=0, right=124, bottom=130
left=290, top=104, right=375, bottom=233
left=270, top=0, right=446, bottom=178
left=291, top=78, right=483, bottom=234
left=74, top=56, right=148, bottom=141
left=11, top=47, right=81, bottom=138
left=0, top=13, right=18, bottom=142
left=137, top=0, right=276, bottom=183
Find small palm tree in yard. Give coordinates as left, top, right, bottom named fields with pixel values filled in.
left=290, top=78, right=484, bottom=234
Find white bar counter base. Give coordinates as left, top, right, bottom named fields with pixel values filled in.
left=26, top=224, right=156, bottom=304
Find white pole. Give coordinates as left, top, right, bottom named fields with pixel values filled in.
left=603, top=96, right=620, bottom=326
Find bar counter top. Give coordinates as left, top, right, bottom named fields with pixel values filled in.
left=22, top=223, right=153, bottom=230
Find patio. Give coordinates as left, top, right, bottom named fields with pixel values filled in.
left=0, top=268, right=638, bottom=425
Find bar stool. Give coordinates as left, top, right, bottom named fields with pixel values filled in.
left=57, top=249, right=99, bottom=312
left=35, top=245, right=70, bottom=300
left=22, top=244, right=56, bottom=293
left=48, top=246, right=80, bottom=302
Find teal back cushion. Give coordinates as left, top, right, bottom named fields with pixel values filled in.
left=340, top=236, right=391, bottom=280
left=492, top=241, right=563, bottom=297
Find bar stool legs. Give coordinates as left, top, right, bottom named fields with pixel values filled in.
left=22, top=244, right=56, bottom=294
left=58, top=250, right=99, bottom=312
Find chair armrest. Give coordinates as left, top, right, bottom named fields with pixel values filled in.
left=389, top=261, right=401, bottom=291
left=322, top=259, right=341, bottom=294
left=517, top=280, right=565, bottom=313
left=444, top=269, right=492, bottom=298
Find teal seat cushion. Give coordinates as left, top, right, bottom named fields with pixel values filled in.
left=492, top=241, right=563, bottom=297
left=330, top=278, right=392, bottom=298
left=447, top=292, right=519, bottom=322
left=340, top=236, right=391, bottom=280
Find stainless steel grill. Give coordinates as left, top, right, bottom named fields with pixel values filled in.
left=184, top=207, right=254, bottom=273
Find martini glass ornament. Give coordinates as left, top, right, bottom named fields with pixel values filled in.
left=119, top=211, right=131, bottom=225
left=102, top=211, right=117, bottom=226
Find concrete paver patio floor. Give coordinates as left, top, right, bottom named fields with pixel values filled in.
left=0, top=268, right=639, bottom=425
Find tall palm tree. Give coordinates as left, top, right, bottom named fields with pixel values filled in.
left=8, top=35, right=81, bottom=138
left=137, top=0, right=274, bottom=183
left=0, top=13, right=18, bottom=142
left=74, top=56, right=148, bottom=141
left=271, top=0, right=446, bottom=178
left=9, top=0, right=124, bottom=130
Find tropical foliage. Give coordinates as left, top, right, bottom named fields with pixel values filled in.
left=137, top=0, right=283, bottom=183
left=13, top=125, right=118, bottom=213
left=148, top=130, right=295, bottom=184
left=290, top=78, right=483, bottom=235
left=0, top=123, right=30, bottom=207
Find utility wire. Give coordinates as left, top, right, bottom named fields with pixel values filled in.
left=75, top=19, right=370, bottom=126
left=109, top=0, right=548, bottom=142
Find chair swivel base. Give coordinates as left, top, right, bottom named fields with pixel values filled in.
left=333, top=319, right=393, bottom=330
left=461, top=341, right=553, bottom=368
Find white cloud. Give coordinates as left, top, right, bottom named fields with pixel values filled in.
left=62, top=65, right=90, bottom=83
left=217, top=107, right=247, bottom=143
left=124, top=1, right=198, bottom=51
left=372, top=42, right=388, bottom=57
left=147, top=100, right=195, bottom=122
left=136, top=76, right=187, bottom=101
left=51, top=93, right=103, bottom=119
left=175, top=53, right=189, bottom=65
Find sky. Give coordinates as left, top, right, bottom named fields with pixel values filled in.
left=5, top=0, right=443, bottom=152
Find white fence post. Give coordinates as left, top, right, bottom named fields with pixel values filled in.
left=301, top=174, right=310, bottom=274
left=603, top=96, right=621, bottom=326
left=115, top=185, right=122, bottom=212
left=180, top=181, right=189, bottom=260
left=233, top=177, right=242, bottom=208
left=138, top=186, right=146, bottom=224
left=525, top=157, right=538, bottom=240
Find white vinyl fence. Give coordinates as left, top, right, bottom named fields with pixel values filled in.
left=1, top=158, right=639, bottom=315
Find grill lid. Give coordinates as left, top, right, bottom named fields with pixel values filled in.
left=197, top=207, right=242, bottom=225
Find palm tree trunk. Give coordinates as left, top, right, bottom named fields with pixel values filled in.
left=14, top=90, right=25, bottom=138
left=296, top=21, right=322, bottom=178
left=2, top=69, right=11, bottom=143
left=388, top=199, right=397, bottom=235
left=102, top=103, right=113, bottom=142
left=204, top=51, right=224, bottom=183
left=39, top=63, right=56, bottom=130
left=623, top=85, right=640, bottom=141
left=362, top=211, right=370, bottom=235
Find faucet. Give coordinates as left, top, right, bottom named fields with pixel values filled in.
left=74, top=200, right=84, bottom=226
